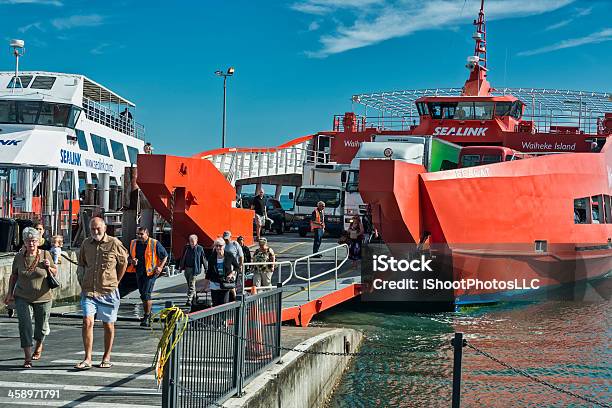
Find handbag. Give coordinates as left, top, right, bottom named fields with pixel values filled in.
left=44, top=251, right=60, bottom=289
left=220, top=280, right=236, bottom=290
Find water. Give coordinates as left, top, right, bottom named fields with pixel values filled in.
left=322, top=299, right=611, bottom=407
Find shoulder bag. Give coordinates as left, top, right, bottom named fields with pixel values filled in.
left=44, top=250, right=60, bottom=289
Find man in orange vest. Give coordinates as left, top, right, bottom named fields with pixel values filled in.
left=126, top=227, right=168, bottom=327
left=310, top=201, right=325, bottom=258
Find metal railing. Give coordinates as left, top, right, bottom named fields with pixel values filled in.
left=162, top=287, right=283, bottom=408
left=82, top=97, right=146, bottom=140
left=292, top=244, right=349, bottom=301
left=242, top=260, right=294, bottom=292
left=206, top=145, right=329, bottom=186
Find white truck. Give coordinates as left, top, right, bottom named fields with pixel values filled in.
left=344, top=135, right=461, bottom=223
left=290, top=162, right=347, bottom=237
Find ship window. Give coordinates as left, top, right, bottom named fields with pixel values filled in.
left=460, top=154, right=480, bottom=168
left=0, top=100, right=17, bottom=123
left=126, top=146, right=139, bottom=164
left=6, top=75, right=33, bottom=89
left=505, top=155, right=514, bottom=161
left=510, top=101, right=523, bottom=119
left=454, top=102, right=474, bottom=120
left=429, top=103, right=443, bottom=119
left=442, top=105, right=456, bottom=119
left=439, top=160, right=457, bottom=170
left=75, top=129, right=88, bottom=151
left=591, top=195, right=603, bottom=224
left=30, top=76, right=56, bottom=90
left=574, top=197, right=588, bottom=224
left=604, top=195, right=612, bottom=224
left=110, top=140, right=127, bottom=161
left=495, top=102, right=513, bottom=117
left=416, top=102, right=429, bottom=116
left=91, top=134, right=110, bottom=157
left=19, top=101, right=41, bottom=124
left=482, top=154, right=501, bottom=164
left=474, top=102, right=494, bottom=120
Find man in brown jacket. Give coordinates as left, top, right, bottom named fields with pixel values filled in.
left=75, top=217, right=128, bottom=370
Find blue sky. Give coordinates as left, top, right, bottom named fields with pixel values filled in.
left=1, top=0, right=611, bottom=157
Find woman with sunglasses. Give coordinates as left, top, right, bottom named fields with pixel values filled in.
left=4, top=227, right=57, bottom=368
left=204, top=238, right=240, bottom=306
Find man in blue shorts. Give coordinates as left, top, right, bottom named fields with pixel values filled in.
left=76, top=217, right=128, bottom=370
left=126, top=227, right=168, bottom=327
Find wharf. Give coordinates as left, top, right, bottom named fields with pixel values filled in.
left=0, top=234, right=361, bottom=407
left=0, top=315, right=336, bottom=408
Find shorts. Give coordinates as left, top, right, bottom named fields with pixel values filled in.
left=136, top=272, right=158, bottom=301
left=255, top=214, right=265, bottom=226
left=81, top=290, right=120, bottom=323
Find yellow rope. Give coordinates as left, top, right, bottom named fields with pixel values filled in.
left=151, top=306, right=189, bottom=386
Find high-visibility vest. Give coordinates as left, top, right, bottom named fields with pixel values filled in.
left=126, top=238, right=159, bottom=276
left=310, top=209, right=324, bottom=231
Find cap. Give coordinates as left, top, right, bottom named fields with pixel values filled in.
left=237, top=235, right=244, bottom=241
left=258, top=237, right=268, bottom=244
left=222, top=231, right=231, bottom=239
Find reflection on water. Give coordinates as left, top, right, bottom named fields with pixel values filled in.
left=324, top=300, right=611, bottom=407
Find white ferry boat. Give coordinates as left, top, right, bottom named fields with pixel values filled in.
left=0, top=40, right=145, bottom=247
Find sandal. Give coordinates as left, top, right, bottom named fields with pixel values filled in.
left=74, top=360, right=92, bottom=370
left=98, top=360, right=113, bottom=369
left=32, top=343, right=43, bottom=360
left=23, top=360, right=32, bottom=369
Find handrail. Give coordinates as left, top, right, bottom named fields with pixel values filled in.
left=241, top=260, right=294, bottom=292
left=292, top=244, right=349, bottom=301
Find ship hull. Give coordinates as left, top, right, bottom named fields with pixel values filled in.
left=359, top=142, right=612, bottom=305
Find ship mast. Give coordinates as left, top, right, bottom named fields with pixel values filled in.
left=462, top=0, right=491, bottom=96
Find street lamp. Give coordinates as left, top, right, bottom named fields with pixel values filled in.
left=215, top=67, right=235, bottom=148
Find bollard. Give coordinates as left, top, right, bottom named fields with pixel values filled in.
left=451, top=332, right=466, bottom=408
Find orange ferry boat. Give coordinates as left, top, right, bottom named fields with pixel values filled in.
left=357, top=0, right=612, bottom=304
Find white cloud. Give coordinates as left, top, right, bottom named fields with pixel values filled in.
left=0, top=0, right=62, bottom=5
left=51, top=14, right=104, bottom=30
left=292, top=0, right=384, bottom=15
left=517, top=28, right=612, bottom=56
left=544, top=19, right=571, bottom=31
left=544, top=5, right=593, bottom=31
left=18, top=21, right=44, bottom=33
left=293, top=0, right=575, bottom=57
left=308, top=21, right=320, bottom=31
left=90, top=43, right=110, bottom=55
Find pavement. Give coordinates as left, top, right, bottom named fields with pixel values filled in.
left=0, top=233, right=359, bottom=407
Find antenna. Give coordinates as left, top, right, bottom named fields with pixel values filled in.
left=9, top=39, right=25, bottom=92
left=461, top=0, right=490, bottom=96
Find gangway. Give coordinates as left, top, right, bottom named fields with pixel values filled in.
left=137, top=134, right=323, bottom=256
left=244, top=244, right=362, bottom=327
left=194, top=135, right=323, bottom=187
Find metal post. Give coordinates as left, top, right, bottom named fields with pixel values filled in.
left=275, top=283, right=283, bottom=360
left=233, top=295, right=246, bottom=396
left=307, top=258, right=311, bottom=301
left=222, top=75, right=227, bottom=148
left=451, top=332, right=466, bottom=408
left=162, top=301, right=178, bottom=408
left=334, top=247, right=338, bottom=290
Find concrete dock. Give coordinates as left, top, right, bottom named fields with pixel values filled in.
left=0, top=234, right=362, bottom=407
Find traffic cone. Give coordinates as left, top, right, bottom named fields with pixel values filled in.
left=245, top=286, right=272, bottom=361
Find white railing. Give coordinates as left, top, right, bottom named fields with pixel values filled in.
left=82, top=97, right=146, bottom=140
left=204, top=143, right=329, bottom=186
left=241, top=260, right=294, bottom=292
left=239, top=244, right=350, bottom=299
left=292, top=244, right=349, bottom=301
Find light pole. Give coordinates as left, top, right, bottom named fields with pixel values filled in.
left=215, top=67, right=235, bottom=148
